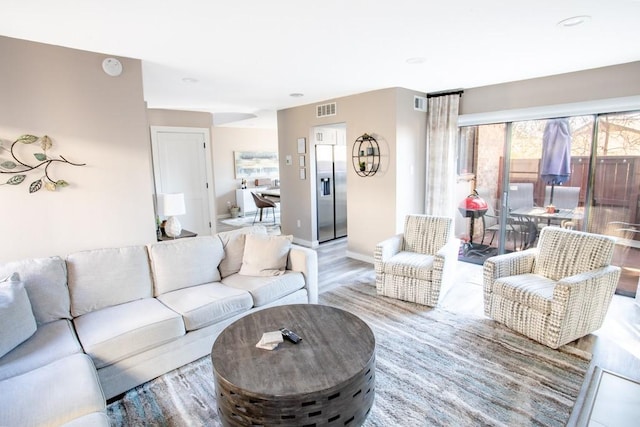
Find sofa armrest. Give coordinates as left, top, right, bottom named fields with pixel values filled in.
left=549, top=265, right=621, bottom=347
left=287, top=244, right=319, bottom=304
left=373, top=234, right=403, bottom=273
left=483, top=248, right=537, bottom=290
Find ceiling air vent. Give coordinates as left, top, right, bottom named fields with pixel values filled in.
left=414, top=95, right=427, bottom=112
left=316, top=102, right=337, bottom=118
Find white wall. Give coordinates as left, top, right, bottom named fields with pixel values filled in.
left=0, top=36, right=156, bottom=262
left=211, top=127, right=278, bottom=217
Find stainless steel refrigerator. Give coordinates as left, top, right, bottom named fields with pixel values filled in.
left=316, top=144, right=347, bottom=243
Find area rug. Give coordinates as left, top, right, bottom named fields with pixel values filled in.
left=220, top=212, right=280, bottom=232
left=107, top=282, right=589, bottom=426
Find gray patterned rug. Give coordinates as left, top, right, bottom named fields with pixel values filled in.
left=107, top=282, right=589, bottom=426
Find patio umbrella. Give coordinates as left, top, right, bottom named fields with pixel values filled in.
left=540, top=118, right=572, bottom=205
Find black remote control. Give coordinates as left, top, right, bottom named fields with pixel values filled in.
left=279, top=327, right=302, bottom=344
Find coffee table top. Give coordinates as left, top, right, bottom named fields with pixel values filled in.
left=211, top=304, right=375, bottom=397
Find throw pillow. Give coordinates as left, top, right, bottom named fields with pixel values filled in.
left=218, top=226, right=268, bottom=278
left=0, top=273, right=37, bottom=358
left=238, top=234, right=293, bottom=277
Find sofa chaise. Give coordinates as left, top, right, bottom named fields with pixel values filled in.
left=0, top=227, right=318, bottom=426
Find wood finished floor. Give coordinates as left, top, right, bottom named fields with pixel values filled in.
left=217, top=220, right=640, bottom=418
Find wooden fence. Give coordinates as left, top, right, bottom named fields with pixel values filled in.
left=499, top=156, right=640, bottom=225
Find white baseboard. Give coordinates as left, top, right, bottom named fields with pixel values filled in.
left=346, top=250, right=374, bottom=264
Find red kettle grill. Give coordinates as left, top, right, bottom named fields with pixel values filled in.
left=458, top=190, right=488, bottom=245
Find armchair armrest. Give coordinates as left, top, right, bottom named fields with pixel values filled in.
left=549, top=265, right=621, bottom=348
left=287, top=244, right=319, bottom=304
left=373, top=234, right=403, bottom=273
left=483, top=248, right=537, bottom=289
left=434, top=238, right=461, bottom=301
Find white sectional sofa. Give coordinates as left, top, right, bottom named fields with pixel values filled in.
left=0, top=227, right=318, bottom=426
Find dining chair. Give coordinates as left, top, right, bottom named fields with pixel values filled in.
left=250, top=192, right=277, bottom=224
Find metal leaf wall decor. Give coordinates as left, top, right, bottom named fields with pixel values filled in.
left=0, top=134, right=86, bottom=193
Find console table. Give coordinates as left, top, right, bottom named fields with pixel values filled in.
left=235, top=187, right=268, bottom=216
left=211, top=304, right=375, bottom=427
left=157, top=229, right=197, bottom=241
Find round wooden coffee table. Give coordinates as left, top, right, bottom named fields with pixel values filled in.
left=211, top=304, right=375, bottom=427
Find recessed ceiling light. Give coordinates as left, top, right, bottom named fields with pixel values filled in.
left=289, top=93, right=304, bottom=97
left=557, top=15, right=591, bottom=27
left=406, top=57, right=427, bottom=65
left=181, top=77, right=199, bottom=84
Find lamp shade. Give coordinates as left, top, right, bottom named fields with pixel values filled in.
left=158, top=193, right=186, bottom=217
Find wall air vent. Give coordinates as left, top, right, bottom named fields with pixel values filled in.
left=316, top=102, right=337, bottom=118
left=414, top=95, right=427, bottom=112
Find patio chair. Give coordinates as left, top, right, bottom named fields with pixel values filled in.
left=374, top=214, right=458, bottom=306
left=543, top=185, right=580, bottom=210
left=480, top=183, right=537, bottom=250
left=483, top=227, right=620, bottom=349
left=537, top=186, right=581, bottom=231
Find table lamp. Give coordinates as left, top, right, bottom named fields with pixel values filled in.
left=158, top=193, right=186, bottom=238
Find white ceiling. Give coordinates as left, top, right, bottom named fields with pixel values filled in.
left=2, top=0, right=639, bottom=128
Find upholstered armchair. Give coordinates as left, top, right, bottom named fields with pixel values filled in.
left=374, top=215, right=458, bottom=307
left=483, top=227, right=621, bottom=349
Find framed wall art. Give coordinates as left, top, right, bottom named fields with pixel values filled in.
left=234, top=151, right=279, bottom=179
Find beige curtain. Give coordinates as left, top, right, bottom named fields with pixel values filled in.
left=424, top=93, right=460, bottom=217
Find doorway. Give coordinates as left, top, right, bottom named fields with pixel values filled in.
left=150, top=126, right=215, bottom=237
left=314, top=124, right=347, bottom=243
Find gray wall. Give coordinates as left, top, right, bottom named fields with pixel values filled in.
left=461, top=61, right=640, bottom=116
left=277, top=87, right=427, bottom=260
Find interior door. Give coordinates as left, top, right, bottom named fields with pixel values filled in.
left=150, top=126, right=214, bottom=236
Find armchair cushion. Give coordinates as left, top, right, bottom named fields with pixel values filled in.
left=403, top=215, right=451, bottom=254
left=493, top=273, right=555, bottom=314
left=534, top=227, right=615, bottom=281
left=382, top=252, right=434, bottom=281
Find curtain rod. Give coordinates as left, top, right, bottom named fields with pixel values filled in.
left=426, top=89, right=464, bottom=99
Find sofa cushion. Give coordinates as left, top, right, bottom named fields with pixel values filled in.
left=0, top=319, right=82, bottom=381
left=157, top=283, right=253, bottom=331
left=239, top=234, right=293, bottom=276
left=60, top=412, right=110, bottom=427
left=73, top=298, right=185, bottom=369
left=0, top=256, right=70, bottom=324
left=217, top=226, right=267, bottom=278
left=221, top=271, right=306, bottom=307
left=0, top=275, right=37, bottom=358
left=0, top=353, right=106, bottom=427
left=67, top=246, right=153, bottom=317
left=148, top=236, right=225, bottom=295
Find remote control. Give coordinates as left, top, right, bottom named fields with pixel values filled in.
left=279, top=327, right=302, bottom=344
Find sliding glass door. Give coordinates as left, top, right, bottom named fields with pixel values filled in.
left=588, top=112, right=640, bottom=297
left=458, top=111, right=639, bottom=297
